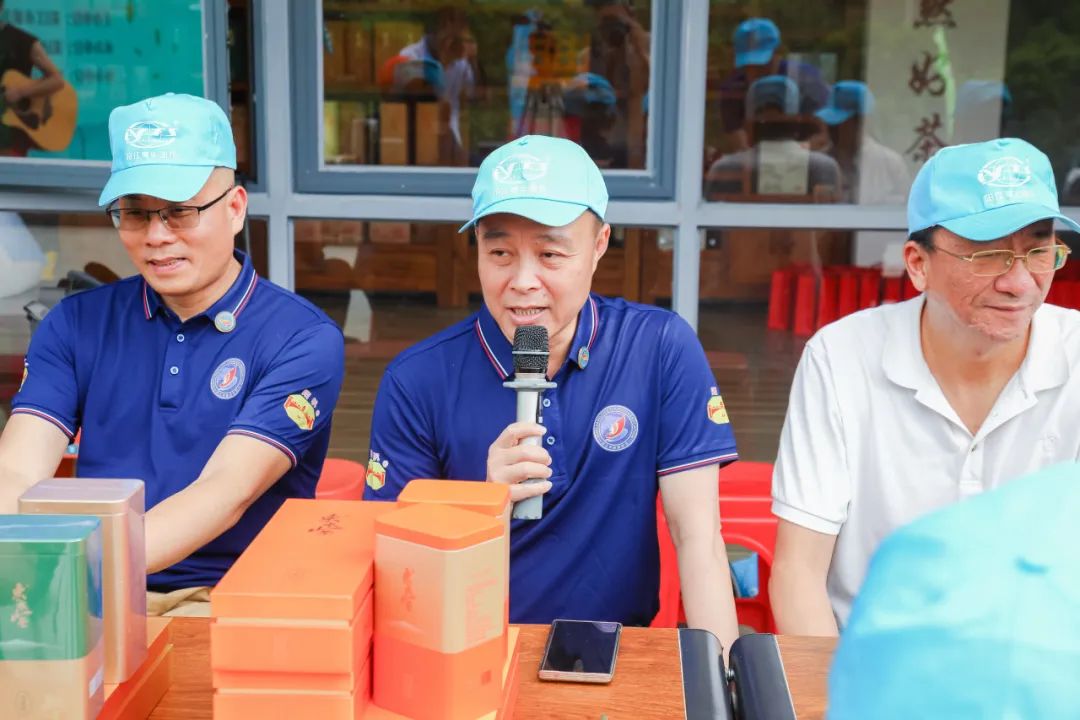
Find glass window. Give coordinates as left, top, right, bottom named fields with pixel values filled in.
left=0, top=1, right=204, bottom=161
left=320, top=1, right=652, bottom=170
left=698, top=227, right=870, bottom=461
left=703, top=1, right=1080, bottom=204
left=293, top=219, right=666, bottom=461
left=228, top=0, right=258, bottom=181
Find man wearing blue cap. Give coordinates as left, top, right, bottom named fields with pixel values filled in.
left=770, top=138, right=1080, bottom=636
left=365, top=135, right=741, bottom=651
left=717, top=18, right=828, bottom=152
left=706, top=74, right=841, bottom=199
left=0, top=93, right=345, bottom=616
left=815, top=81, right=908, bottom=205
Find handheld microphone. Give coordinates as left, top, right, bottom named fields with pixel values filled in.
left=503, top=325, right=557, bottom=520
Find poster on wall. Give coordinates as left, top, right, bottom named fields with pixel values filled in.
left=0, top=0, right=203, bottom=161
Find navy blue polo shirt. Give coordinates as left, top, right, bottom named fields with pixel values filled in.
left=365, top=294, right=738, bottom=626
left=13, top=251, right=344, bottom=590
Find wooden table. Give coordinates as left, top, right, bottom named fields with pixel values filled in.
left=149, top=619, right=835, bottom=719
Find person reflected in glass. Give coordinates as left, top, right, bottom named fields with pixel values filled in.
left=815, top=81, right=909, bottom=205
left=705, top=75, right=841, bottom=202
left=384, top=7, right=482, bottom=164
left=562, top=72, right=620, bottom=167
left=716, top=18, right=829, bottom=155
left=578, top=0, right=650, bottom=168
left=953, top=80, right=1012, bottom=145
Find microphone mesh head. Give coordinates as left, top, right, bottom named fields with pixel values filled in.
left=512, top=325, right=549, bottom=373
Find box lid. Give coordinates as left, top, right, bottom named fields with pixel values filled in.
left=0, top=514, right=101, bottom=554
left=19, top=478, right=145, bottom=515
left=375, top=503, right=503, bottom=551
left=0, top=515, right=102, bottom=661
left=212, top=499, right=396, bottom=620
left=398, top=480, right=510, bottom=518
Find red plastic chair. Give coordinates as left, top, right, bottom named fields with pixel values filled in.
left=652, top=463, right=778, bottom=633
left=315, top=458, right=366, bottom=500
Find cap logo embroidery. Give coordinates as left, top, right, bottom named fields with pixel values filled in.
left=977, top=156, right=1032, bottom=188
left=492, top=153, right=548, bottom=185
left=124, top=120, right=177, bottom=149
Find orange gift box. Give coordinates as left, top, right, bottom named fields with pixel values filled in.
left=374, top=503, right=506, bottom=720
left=397, top=480, right=511, bottom=522
left=398, top=480, right=513, bottom=664
left=364, top=627, right=521, bottom=720
left=214, top=654, right=371, bottom=720
left=99, top=616, right=172, bottom=720
left=211, top=587, right=373, bottom=677
left=211, top=499, right=395, bottom=621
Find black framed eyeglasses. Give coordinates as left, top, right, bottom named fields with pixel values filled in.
left=932, top=243, right=1072, bottom=277
left=106, top=185, right=235, bottom=231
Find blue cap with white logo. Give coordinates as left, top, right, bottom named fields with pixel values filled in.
left=460, top=135, right=608, bottom=232
left=734, top=18, right=780, bottom=69
left=98, top=93, right=236, bottom=207
left=828, top=462, right=1080, bottom=719
left=907, top=138, right=1080, bottom=241
left=816, top=81, right=874, bottom=126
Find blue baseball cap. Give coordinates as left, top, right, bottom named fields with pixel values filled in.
left=816, top=81, right=874, bottom=126
left=828, top=462, right=1080, bottom=719
left=747, top=75, right=799, bottom=117
left=734, top=18, right=780, bottom=69
left=907, top=138, right=1080, bottom=240
left=460, top=135, right=608, bottom=232
left=98, top=93, right=236, bottom=207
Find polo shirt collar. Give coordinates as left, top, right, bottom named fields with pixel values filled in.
left=474, top=294, right=601, bottom=380
left=883, top=294, right=1068, bottom=402
left=142, top=250, right=259, bottom=326
left=1018, top=303, right=1068, bottom=394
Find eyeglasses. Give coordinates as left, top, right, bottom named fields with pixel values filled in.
left=932, top=243, right=1072, bottom=277
left=106, top=185, right=235, bottom=231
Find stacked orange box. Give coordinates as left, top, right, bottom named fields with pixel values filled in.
left=99, top=617, right=172, bottom=720
left=373, top=503, right=507, bottom=720
left=397, top=480, right=512, bottom=663
left=363, top=626, right=521, bottom=720
left=210, top=499, right=398, bottom=720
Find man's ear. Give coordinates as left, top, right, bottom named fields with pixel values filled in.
left=904, top=240, right=930, bottom=292
left=592, top=223, right=611, bottom=272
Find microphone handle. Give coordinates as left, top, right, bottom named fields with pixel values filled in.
left=512, top=375, right=546, bottom=520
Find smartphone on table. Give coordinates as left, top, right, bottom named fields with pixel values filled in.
left=538, top=619, right=622, bottom=684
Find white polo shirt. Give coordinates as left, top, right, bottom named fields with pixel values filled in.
left=773, top=295, right=1080, bottom=626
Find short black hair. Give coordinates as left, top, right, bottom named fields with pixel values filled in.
left=908, top=225, right=939, bottom=249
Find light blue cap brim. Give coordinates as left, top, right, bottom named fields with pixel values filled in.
left=98, top=164, right=215, bottom=207
left=938, top=203, right=1080, bottom=241
left=735, top=47, right=776, bottom=68
left=459, top=197, right=591, bottom=233
left=816, top=107, right=855, bottom=126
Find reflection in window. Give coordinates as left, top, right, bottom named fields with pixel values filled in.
left=321, top=1, right=651, bottom=169
left=0, top=0, right=203, bottom=160
left=697, top=228, right=859, bottom=461
left=704, top=3, right=1080, bottom=204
